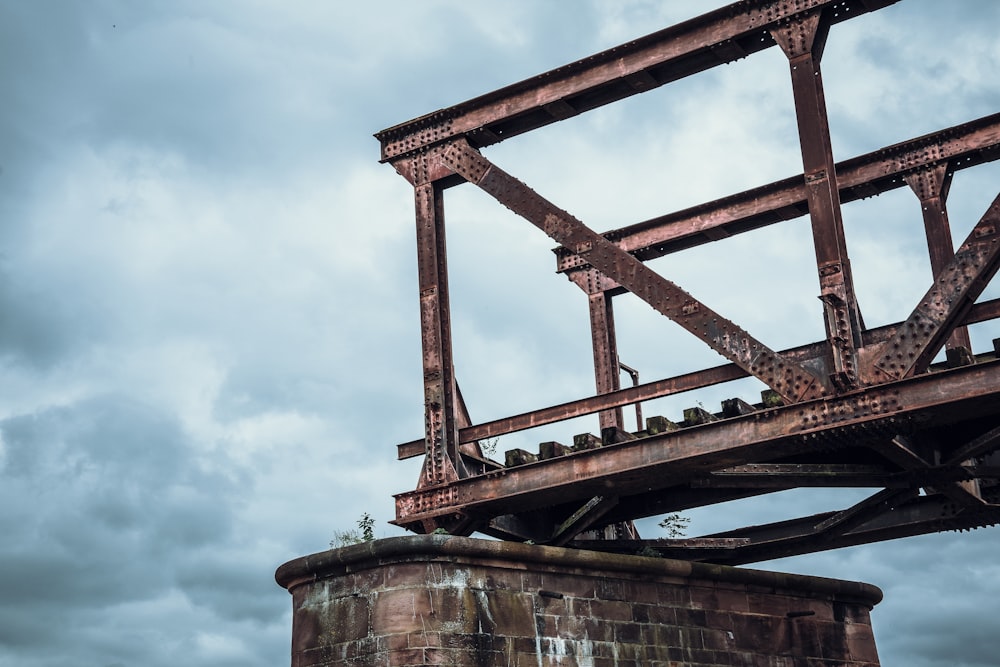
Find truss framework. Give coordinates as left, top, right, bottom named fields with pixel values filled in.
left=376, top=0, right=1000, bottom=561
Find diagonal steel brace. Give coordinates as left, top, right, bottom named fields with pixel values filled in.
left=869, top=191, right=1000, bottom=381
left=547, top=495, right=619, bottom=547
left=871, top=436, right=986, bottom=509
left=440, top=139, right=827, bottom=403
left=813, top=488, right=918, bottom=536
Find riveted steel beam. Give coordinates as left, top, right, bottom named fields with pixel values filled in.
left=868, top=192, right=1000, bottom=382
left=566, top=268, right=627, bottom=429
left=772, top=10, right=862, bottom=391
left=413, top=182, right=463, bottom=489
left=587, top=283, right=624, bottom=431
left=693, top=486, right=1000, bottom=565
left=393, top=361, right=1000, bottom=530
left=439, top=139, right=828, bottom=404
left=694, top=463, right=895, bottom=488
left=547, top=495, right=619, bottom=547
left=574, top=487, right=1000, bottom=563
left=946, top=424, right=1000, bottom=464
left=375, top=0, right=899, bottom=163
left=554, top=112, right=1000, bottom=274
left=814, top=488, right=918, bottom=535
left=870, top=435, right=987, bottom=508
left=382, top=0, right=999, bottom=561
left=904, top=163, right=974, bottom=355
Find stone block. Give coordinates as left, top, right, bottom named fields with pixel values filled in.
left=477, top=588, right=534, bottom=637
left=646, top=415, right=679, bottom=435
left=684, top=405, right=718, bottom=425
left=588, top=598, right=633, bottom=622
left=538, top=441, right=571, bottom=460
left=504, top=448, right=538, bottom=467
left=601, top=425, right=637, bottom=444
left=572, top=433, right=602, bottom=450
left=722, top=397, right=758, bottom=417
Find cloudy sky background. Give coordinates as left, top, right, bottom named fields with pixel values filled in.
left=2, top=1, right=999, bottom=666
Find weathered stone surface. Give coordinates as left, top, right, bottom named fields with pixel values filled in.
left=504, top=448, right=538, bottom=467
left=645, top=415, right=679, bottom=435
left=571, top=433, right=602, bottom=450
left=538, top=441, right=572, bottom=460
left=276, top=535, right=882, bottom=667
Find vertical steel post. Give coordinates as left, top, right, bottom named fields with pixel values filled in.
left=414, top=182, right=462, bottom=487
left=904, top=163, right=974, bottom=357
left=773, top=12, right=861, bottom=391
left=568, top=268, right=626, bottom=431
left=588, top=289, right=625, bottom=431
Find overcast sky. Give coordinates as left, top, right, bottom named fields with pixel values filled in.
left=2, top=2, right=999, bottom=666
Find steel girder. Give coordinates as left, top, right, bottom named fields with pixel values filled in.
left=376, top=0, right=899, bottom=162
left=552, top=112, right=1000, bottom=274
left=439, top=139, right=827, bottom=405
left=393, top=362, right=1000, bottom=527
left=378, top=0, right=1000, bottom=561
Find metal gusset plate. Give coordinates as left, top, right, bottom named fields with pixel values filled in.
left=869, top=192, right=1000, bottom=381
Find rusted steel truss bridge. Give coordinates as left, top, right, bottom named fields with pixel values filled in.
left=375, top=0, right=1000, bottom=564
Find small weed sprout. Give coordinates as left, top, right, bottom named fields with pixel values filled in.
left=358, top=512, right=375, bottom=542
left=330, top=512, right=376, bottom=548
left=658, top=513, right=691, bottom=538
left=479, top=437, right=500, bottom=458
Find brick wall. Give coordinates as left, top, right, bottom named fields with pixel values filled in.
left=276, top=535, right=881, bottom=667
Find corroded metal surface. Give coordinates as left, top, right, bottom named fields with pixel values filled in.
left=439, top=140, right=826, bottom=404
left=378, top=0, right=1000, bottom=561
left=868, top=194, right=1000, bottom=382
left=375, top=0, right=899, bottom=161
left=553, top=113, right=1000, bottom=272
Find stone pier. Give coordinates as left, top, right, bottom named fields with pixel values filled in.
left=275, top=535, right=881, bottom=666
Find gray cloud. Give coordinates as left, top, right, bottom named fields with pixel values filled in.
left=0, top=1, right=997, bottom=666
left=0, top=395, right=246, bottom=665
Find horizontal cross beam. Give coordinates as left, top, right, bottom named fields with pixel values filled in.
left=946, top=425, right=1000, bottom=464
left=555, top=112, right=1000, bottom=274
left=873, top=436, right=986, bottom=508
left=375, top=0, right=899, bottom=162
left=570, top=486, right=1000, bottom=563
left=394, top=361, right=1000, bottom=530
left=693, top=486, right=1000, bottom=565
left=813, top=488, right=917, bottom=535
left=693, top=463, right=895, bottom=488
